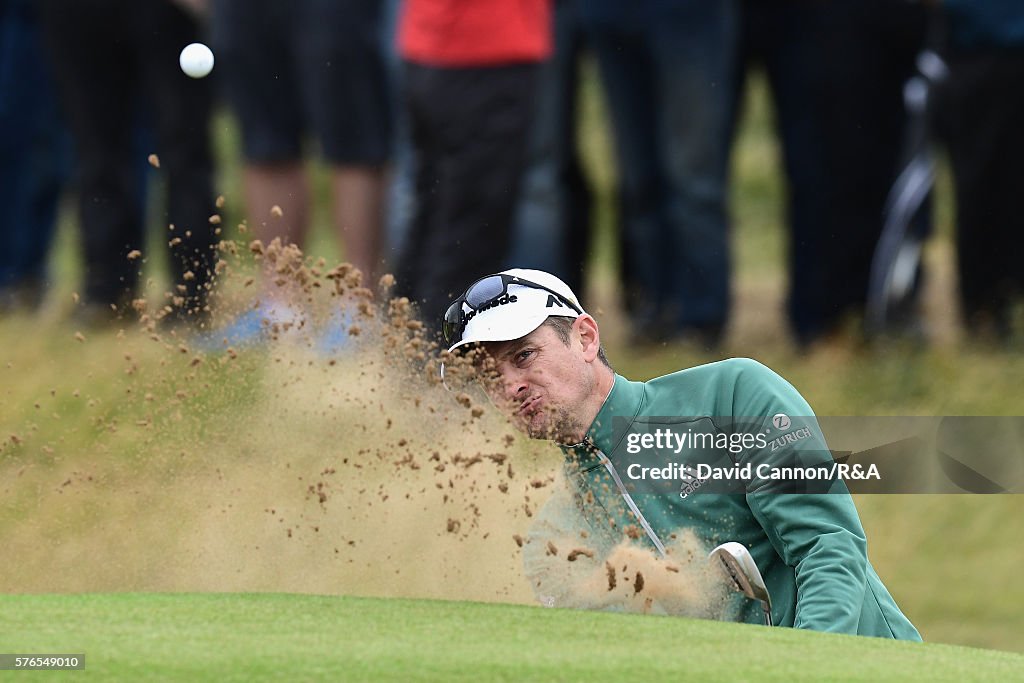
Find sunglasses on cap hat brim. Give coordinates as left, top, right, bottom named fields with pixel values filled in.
left=442, top=273, right=582, bottom=347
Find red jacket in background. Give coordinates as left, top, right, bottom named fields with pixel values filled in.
left=398, top=0, right=552, bottom=67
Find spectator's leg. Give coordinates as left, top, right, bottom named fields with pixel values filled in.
left=394, top=63, right=440, bottom=308
left=211, top=0, right=308, bottom=249
left=298, top=0, right=393, bottom=283
left=938, top=52, right=1024, bottom=338
left=0, top=0, right=70, bottom=308
left=654, top=0, right=738, bottom=340
left=243, top=166, right=309, bottom=248
left=330, top=167, right=388, bottom=284
left=586, top=22, right=663, bottom=336
left=796, top=0, right=927, bottom=343
left=135, top=0, right=216, bottom=320
left=509, top=0, right=592, bottom=295
left=750, top=1, right=834, bottom=345
left=38, top=0, right=142, bottom=314
left=404, top=64, right=539, bottom=334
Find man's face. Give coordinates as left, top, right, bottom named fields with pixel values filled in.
left=480, top=321, right=596, bottom=444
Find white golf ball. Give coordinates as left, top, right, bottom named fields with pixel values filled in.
left=179, top=42, right=214, bottom=79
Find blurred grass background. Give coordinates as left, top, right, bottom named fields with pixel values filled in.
left=1, top=69, right=1022, bottom=653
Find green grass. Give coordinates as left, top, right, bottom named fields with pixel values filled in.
left=1, top=594, right=1021, bottom=682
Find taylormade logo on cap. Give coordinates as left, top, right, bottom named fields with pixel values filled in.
left=462, top=293, right=518, bottom=324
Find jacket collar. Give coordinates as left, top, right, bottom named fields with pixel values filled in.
left=561, top=373, right=645, bottom=469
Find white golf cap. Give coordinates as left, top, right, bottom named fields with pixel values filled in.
left=445, top=268, right=586, bottom=354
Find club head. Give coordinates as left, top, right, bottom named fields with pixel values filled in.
left=709, top=542, right=771, bottom=606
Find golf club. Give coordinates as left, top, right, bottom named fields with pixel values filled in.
left=709, top=541, right=774, bottom=626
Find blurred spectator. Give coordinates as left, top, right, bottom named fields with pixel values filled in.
left=728, top=0, right=929, bottom=347
left=394, top=0, right=552, bottom=335
left=37, top=0, right=216, bottom=327
left=931, top=0, right=1024, bottom=341
left=581, top=0, right=738, bottom=349
left=211, top=0, right=392, bottom=310
left=0, top=0, right=71, bottom=313
left=508, top=0, right=592, bottom=298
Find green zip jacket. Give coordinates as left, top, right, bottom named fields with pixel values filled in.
left=523, top=358, right=921, bottom=640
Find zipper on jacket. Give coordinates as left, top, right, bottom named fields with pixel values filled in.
left=596, top=450, right=668, bottom=558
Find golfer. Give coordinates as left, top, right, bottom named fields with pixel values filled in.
left=441, top=268, right=921, bottom=639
